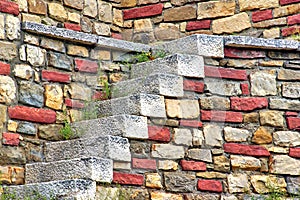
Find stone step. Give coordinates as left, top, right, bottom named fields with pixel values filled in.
left=44, top=135, right=131, bottom=162
left=131, top=53, right=204, bottom=79
left=95, top=93, right=166, bottom=118
left=72, top=114, right=148, bottom=140
left=153, top=34, right=224, bottom=58
left=111, top=73, right=183, bottom=98
left=2, top=179, right=96, bottom=200
left=25, top=157, right=112, bottom=184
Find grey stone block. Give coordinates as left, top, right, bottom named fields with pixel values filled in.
left=224, top=35, right=299, bottom=50
left=154, top=34, right=224, bottom=58
left=97, top=36, right=150, bottom=53
left=97, top=94, right=166, bottom=118
left=22, top=22, right=98, bottom=45
left=72, top=114, right=148, bottom=139
left=111, top=73, right=183, bottom=98
left=131, top=53, right=204, bottom=78
left=3, top=179, right=96, bottom=200
left=25, top=157, right=113, bottom=184
left=44, top=135, right=131, bottom=162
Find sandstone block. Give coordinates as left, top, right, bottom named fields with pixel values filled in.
left=40, top=38, right=65, bottom=52
left=27, top=45, right=46, bottom=66
left=38, top=124, right=63, bottom=141
left=146, top=173, right=162, bottom=189
left=200, top=97, right=230, bottom=110
left=278, top=69, right=300, bottom=81
left=28, top=0, right=47, bottom=15
left=205, top=79, right=241, bottom=96
left=174, top=128, right=193, bottom=146
left=203, top=124, right=223, bottom=147
left=214, top=155, right=230, bottom=172
left=165, top=99, right=199, bottom=119
left=48, top=3, right=67, bottom=22
left=250, top=175, right=286, bottom=194
left=282, top=83, right=300, bottom=98
left=158, top=160, right=178, bottom=170
left=187, top=149, right=212, bottom=162
left=224, top=127, right=251, bottom=142
left=151, top=192, right=183, bottom=200
left=231, top=155, right=261, bottom=171
left=252, top=126, right=272, bottom=144
left=270, top=98, right=300, bottom=111
left=212, top=13, right=251, bottom=34
left=227, top=174, right=250, bottom=193
left=0, top=14, right=4, bottom=39
left=63, top=0, right=83, bottom=10
left=0, top=76, right=16, bottom=105
left=44, top=84, right=63, bottom=110
left=0, top=41, right=17, bottom=60
left=239, top=0, right=279, bottom=11
left=271, top=155, right=300, bottom=175
left=250, top=70, right=277, bottom=96
left=152, top=144, right=185, bottom=159
left=67, top=45, right=89, bottom=57
left=98, top=1, right=112, bottom=22
left=164, top=5, right=196, bottom=22
left=273, top=131, right=300, bottom=147
left=6, top=15, right=20, bottom=40
left=197, top=0, right=235, bottom=20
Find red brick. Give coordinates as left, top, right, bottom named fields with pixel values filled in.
left=132, top=158, right=156, bottom=170
left=181, top=160, right=206, bottom=171
left=123, top=3, right=163, bottom=20
left=0, top=0, right=19, bottom=16
left=289, top=148, right=300, bottom=158
left=204, top=66, right=247, bottom=80
left=282, top=26, right=300, bottom=37
left=75, top=58, right=98, bottom=73
left=280, top=0, right=300, bottom=5
left=241, top=83, right=250, bottom=95
left=113, top=172, right=144, bottom=186
left=288, top=14, right=300, bottom=25
left=224, top=47, right=266, bottom=59
left=8, top=106, right=56, bottom=124
left=179, top=120, right=203, bottom=128
left=201, top=110, right=243, bottom=123
left=65, top=98, right=85, bottom=109
left=2, top=132, right=20, bottom=146
left=285, top=112, right=298, bottom=117
left=287, top=117, right=300, bottom=130
left=197, top=180, right=223, bottom=193
left=64, top=23, right=81, bottom=31
left=252, top=10, right=273, bottom=22
left=0, top=61, right=10, bottom=75
left=224, top=143, right=270, bottom=157
left=112, top=33, right=122, bottom=40
left=186, top=20, right=211, bottom=31
left=148, top=126, right=170, bottom=142
left=92, top=91, right=108, bottom=100
left=230, top=97, right=268, bottom=111
left=42, top=70, right=71, bottom=83
left=183, top=80, right=204, bottom=93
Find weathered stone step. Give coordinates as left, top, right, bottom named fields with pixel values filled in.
left=72, top=114, right=148, bottom=140
left=3, top=179, right=96, bottom=200
left=111, top=73, right=183, bottom=98
left=25, top=157, right=112, bottom=184
left=44, top=135, right=131, bottom=162
left=96, top=93, right=166, bottom=118
left=130, top=53, right=204, bottom=78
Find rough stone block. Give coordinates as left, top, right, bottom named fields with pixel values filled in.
left=224, top=127, right=251, bottom=142
left=97, top=94, right=166, bottom=118
left=187, top=149, right=212, bottom=162
left=123, top=3, right=163, bottom=20
left=204, top=66, right=247, bottom=80
left=0, top=0, right=19, bottom=16
left=203, top=124, right=223, bottom=147
left=132, top=158, right=156, bottom=170
left=183, top=80, right=204, bottom=93
left=231, top=155, right=261, bottom=170
left=3, top=179, right=96, bottom=199
left=0, top=41, right=17, bottom=60
left=205, top=79, right=242, bottom=96
left=287, top=117, right=300, bottom=130
left=165, top=99, right=199, bottom=119
left=151, top=144, right=185, bottom=159
left=273, top=131, right=300, bottom=147
left=25, top=157, right=113, bottom=183
left=164, top=172, right=196, bottom=192
left=42, top=70, right=71, bottom=83
left=164, top=5, right=196, bottom=22
left=287, top=176, right=300, bottom=195
left=148, top=125, right=170, bottom=142
left=270, top=155, right=300, bottom=175
left=197, top=0, right=235, bottom=20
left=252, top=10, right=273, bottom=22
left=201, top=110, right=243, bottom=123
left=260, top=110, right=285, bottom=127
left=227, top=174, right=250, bottom=193
left=197, top=180, right=223, bottom=193
left=224, top=143, right=270, bottom=157
left=278, top=69, right=300, bottom=81
left=154, top=34, right=224, bottom=58
left=112, top=73, right=183, bottom=98
left=250, top=70, right=277, bottom=96
left=131, top=54, right=204, bottom=78
left=113, top=172, right=144, bottom=186
left=239, top=0, right=279, bottom=11
left=181, top=160, right=206, bottom=171
left=19, top=81, right=44, bottom=108
left=225, top=47, right=266, bottom=58
left=0, top=76, right=17, bottom=105
left=270, top=98, right=300, bottom=111
left=72, top=115, right=148, bottom=139
left=230, top=97, right=268, bottom=111
left=44, top=135, right=130, bottom=162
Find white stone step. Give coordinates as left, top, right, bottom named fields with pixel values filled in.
left=96, top=93, right=166, bottom=118
left=2, top=179, right=96, bottom=200
left=25, top=157, right=112, bottom=184
left=111, top=73, right=183, bottom=98
left=131, top=53, right=204, bottom=78
left=44, top=135, right=131, bottom=162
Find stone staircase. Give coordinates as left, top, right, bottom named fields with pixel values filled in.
left=2, top=46, right=203, bottom=199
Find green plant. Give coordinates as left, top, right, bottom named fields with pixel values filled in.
left=59, top=120, right=74, bottom=140
left=290, top=34, right=300, bottom=41
left=102, top=80, right=111, bottom=99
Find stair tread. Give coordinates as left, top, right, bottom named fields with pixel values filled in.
left=111, top=73, right=183, bottom=98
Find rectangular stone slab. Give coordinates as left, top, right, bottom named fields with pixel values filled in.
left=72, top=114, right=148, bottom=139
left=25, top=157, right=113, bottom=184
left=130, top=53, right=204, bottom=78
left=3, top=179, right=96, bottom=199
left=44, top=135, right=131, bottom=162
left=111, top=73, right=183, bottom=98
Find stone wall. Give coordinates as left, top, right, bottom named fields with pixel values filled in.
left=0, top=0, right=300, bottom=199
left=1, top=0, right=300, bottom=44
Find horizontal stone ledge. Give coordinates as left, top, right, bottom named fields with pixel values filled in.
left=224, top=35, right=300, bottom=50
left=22, top=22, right=98, bottom=45
left=22, top=22, right=151, bottom=52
